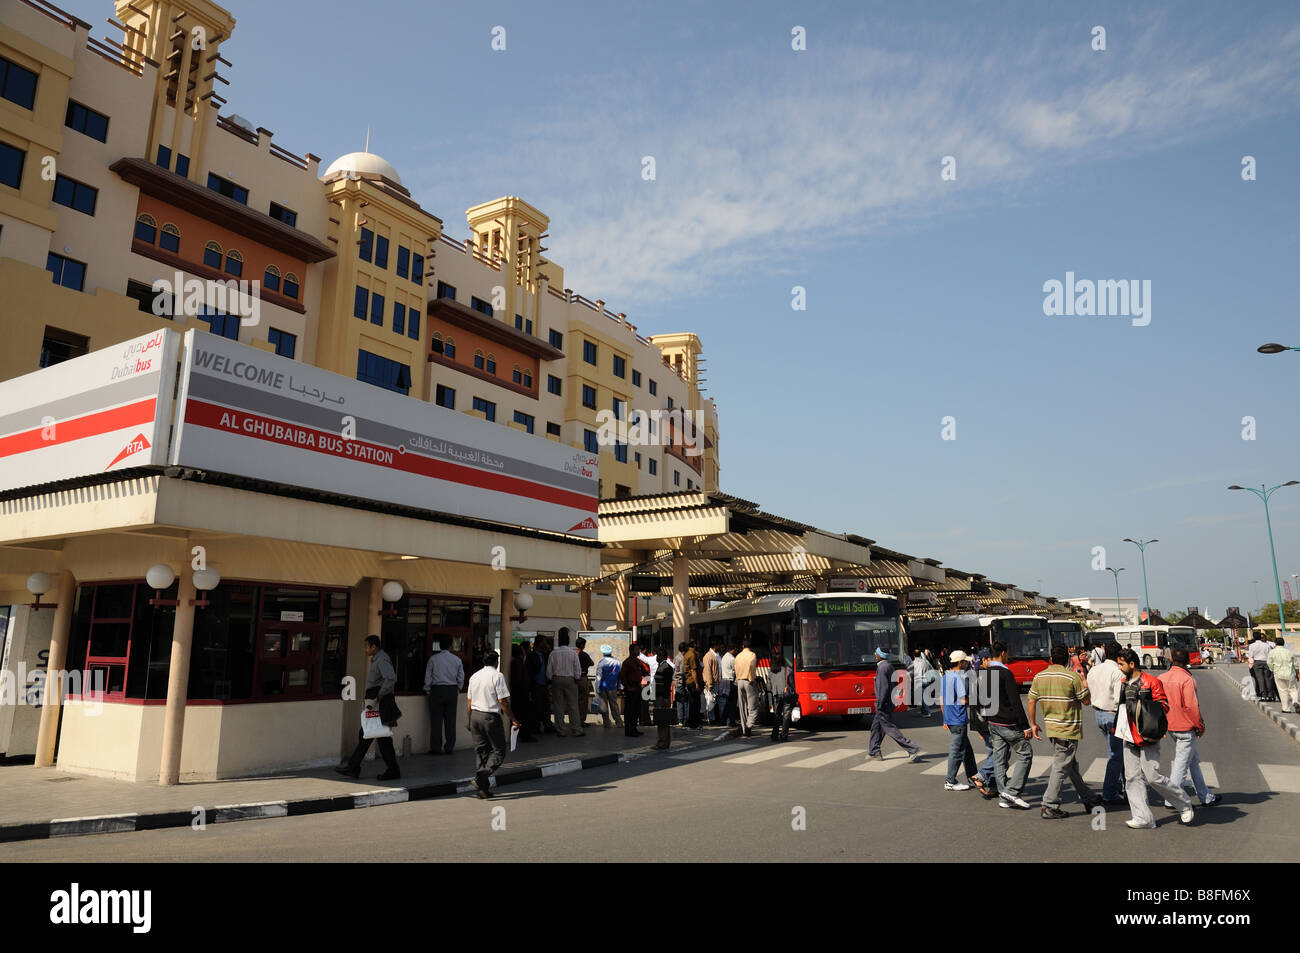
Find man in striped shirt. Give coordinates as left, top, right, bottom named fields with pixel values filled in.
left=1028, top=644, right=1100, bottom=819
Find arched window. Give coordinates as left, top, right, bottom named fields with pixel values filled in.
left=485, top=353, right=496, bottom=375
left=473, top=349, right=484, bottom=370
left=282, top=272, right=299, bottom=299
left=444, top=337, right=455, bottom=359
left=203, top=241, right=222, bottom=269
left=432, top=331, right=444, bottom=355
left=512, top=364, right=522, bottom=385
left=134, top=214, right=157, bottom=244
left=263, top=264, right=281, bottom=293
left=160, top=223, right=180, bottom=254
left=523, top=371, right=533, bottom=388
left=224, top=249, right=243, bottom=278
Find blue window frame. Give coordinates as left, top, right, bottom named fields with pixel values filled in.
left=65, top=100, right=109, bottom=142
left=358, top=228, right=373, bottom=263
left=472, top=397, right=496, bottom=422
left=396, top=246, right=410, bottom=279
left=46, top=252, right=86, bottom=291
left=175, top=154, right=190, bottom=177
left=357, top=349, right=412, bottom=395
left=547, top=375, right=562, bottom=396
left=203, top=242, right=222, bottom=269
left=268, top=328, right=296, bottom=358
left=513, top=411, right=535, bottom=434
left=515, top=314, right=523, bottom=331
left=0, top=57, right=37, bottom=110
left=263, top=266, right=280, bottom=293
left=546, top=422, right=561, bottom=437
left=393, top=302, right=406, bottom=335
left=159, top=224, right=180, bottom=253
left=206, top=172, right=248, bottom=204
left=649, top=458, right=657, bottom=475
left=614, top=442, right=628, bottom=463
left=374, top=235, right=389, bottom=269
left=224, top=250, right=242, bottom=277
left=583, top=340, right=597, bottom=365
left=549, top=329, right=563, bottom=349
left=437, top=281, right=456, bottom=300
left=485, top=355, right=496, bottom=374
left=632, top=370, right=642, bottom=387
left=470, top=296, right=493, bottom=316
left=201, top=309, right=240, bottom=340
left=442, top=336, right=453, bottom=358
left=370, top=292, right=385, bottom=326
left=155, top=144, right=171, bottom=169
left=513, top=366, right=522, bottom=384
left=0, top=141, right=25, bottom=189
left=407, top=308, right=420, bottom=341
left=613, top=355, right=626, bottom=378
left=583, top=430, right=599, bottom=454
left=269, top=202, right=297, bottom=227
left=411, top=253, right=424, bottom=285
left=612, top=397, right=625, bottom=420
left=474, top=351, right=484, bottom=370
left=435, top=385, right=455, bottom=409
left=52, top=174, right=97, bottom=215
left=133, top=215, right=156, bottom=244
left=353, top=285, right=368, bottom=320
left=581, top=385, right=597, bottom=409
left=673, top=470, right=680, bottom=486
left=282, top=273, right=299, bottom=299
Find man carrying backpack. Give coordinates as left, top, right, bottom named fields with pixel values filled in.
left=1116, top=648, right=1193, bottom=829
left=595, top=644, right=624, bottom=729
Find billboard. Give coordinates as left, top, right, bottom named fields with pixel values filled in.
left=0, top=329, right=178, bottom=491
left=170, top=330, right=599, bottom=537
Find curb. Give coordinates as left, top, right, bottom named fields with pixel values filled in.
left=1217, top=665, right=1300, bottom=746
left=0, top=750, right=642, bottom=846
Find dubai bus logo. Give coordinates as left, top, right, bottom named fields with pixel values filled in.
left=105, top=433, right=151, bottom=470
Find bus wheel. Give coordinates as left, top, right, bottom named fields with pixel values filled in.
left=1142, top=655, right=1152, bottom=669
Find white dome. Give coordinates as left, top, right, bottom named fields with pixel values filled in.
left=322, top=151, right=403, bottom=187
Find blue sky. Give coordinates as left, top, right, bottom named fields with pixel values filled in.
left=71, top=0, right=1300, bottom=617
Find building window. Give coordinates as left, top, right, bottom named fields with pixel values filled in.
left=0, top=56, right=37, bottom=110
left=224, top=249, right=243, bottom=277
left=393, top=302, right=406, bottom=335
left=634, top=452, right=642, bottom=469
left=268, top=328, right=296, bottom=358
left=411, top=253, right=424, bottom=285
left=687, top=479, right=694, bottom=490
left=159, top=223, right=180, bottom=253
left=549, top=329, right=563, bottom=349
left=472, top=397, right=496, bottom=422
left=282, top=272, right=299, bottom=299
left=155, top=144, right=171, bottom=169
left=263, top=264, right=281, bottom=293
left=512, top=365, right=522, bottom=384
left=126, top=279, right=171, bottom=317
left=65, top=100, right=109, bottom=142
left=485, top=354, right=496, bottom=374
left=435, top=384, right=455, bottom=409
left=370, top=292, right=385, bottom=326
left=584, top=429, right=599, bottom=453
left=206, top=172, right=249, bottom=204
left=201, top=309, right=240, bottom=340
left=614, top=442, right=628, bottom=463
left=474, top=349, right=484, bottom=370
left=647, top=416, right=656, bottom=437
left=613, top=355, right=626, bottom=378
left=522, top=371, right=532, bottom=388
left=133, top=213, right=157, bottom=244
left=668, top=396, right=674, bottom=410
left=583, top=340, right=597, bottom=365
left=515, top=314, right=523, bottom=331
left=269, top=202, right=297, bottom=227
left=45, top=252, right=86, bottom=291
left=536, top=584, right=552, bottom=591
left=374, top=235, right=389, bottom=269
left=0, top=141, right=24, bottom=189
left=673, top=470, right=681, bottom=487
left=52, top=174, right=98, bottom=215
left=356, top=349, right=412, bottom=395
left=436, top=280, right=456, bottom=300
left=39, top=326, right=88, bottom=368
left=354, top=285, right=368, bottom=319
left=470, top=296, right=493, bottom=316
left=407, top=307, right=420, bottom=341
left=440, top=334, right=452, bottom=357
left=546, top=422, right=561, bottom=437
left=649, top=458, right=657, bottom=475
left=581, top=385, right=597, bottom=409
left=396, top=246, right=410, bottom=279
left=358, top=227, right=373, bottom=263
left=204, top=241, right=223, bottom=270
left=547, top=375, right=562, bottom=396
left=648, top=379, right=658, bottom=397
left=174, top=153, right=190, bottom=178
left=632, top=370, right=642, bottom=387
left=514, top=411, right=535, bottom=434
left=431, top=332, right=444, bottom=355
left=612, top=397, right=626, bottom=420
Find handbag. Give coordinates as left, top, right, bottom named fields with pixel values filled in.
left=378, top=693, right=402, bottom=727
left=1134, top=686, right=1167, bottom=745
left=651, top=707, right=678, bottom=726
left=361, top=708, right=392, bottom=739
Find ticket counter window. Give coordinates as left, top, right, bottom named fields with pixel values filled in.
left=382, top=595, right=489, bottom=692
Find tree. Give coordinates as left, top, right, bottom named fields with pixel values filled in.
left=1252, top=601, right=1300, bottom=625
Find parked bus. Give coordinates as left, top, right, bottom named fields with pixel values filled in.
left=1049, top=620, right=1085, bottom=651
left=1166, top=626, right=1202, bottom=667
left=908, top=614, right=1051, bottom=688
left=1088, top=625, right=1194, bottom=669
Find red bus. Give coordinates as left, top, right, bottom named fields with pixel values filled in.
left=1166, top=626, right=1202, bottom=667
left=908, top=614, right=1051, bottom=688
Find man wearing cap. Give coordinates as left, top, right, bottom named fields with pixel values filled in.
left=594, top=644, right=624, bottom=729
left=941, top=651, right=983, bottom=792
left=868, top=646, right=923, bottom=763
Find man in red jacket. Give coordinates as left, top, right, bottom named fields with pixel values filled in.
left=1116, top=649, right=1193, bottom=829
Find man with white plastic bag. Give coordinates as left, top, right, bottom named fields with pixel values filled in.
left=337, top=635, right=401, bottom=781
left=466, top=651, right=520, bottom=799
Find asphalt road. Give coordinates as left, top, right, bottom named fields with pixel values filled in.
left=4, top=667, right=1297, bottom=862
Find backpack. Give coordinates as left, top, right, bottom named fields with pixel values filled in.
left=1134, top=679, right=1168, bottom=745
left=598, top=658, right=620, bottom=693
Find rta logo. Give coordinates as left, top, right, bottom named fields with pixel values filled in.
left=105, top=433, right=151, bottom=470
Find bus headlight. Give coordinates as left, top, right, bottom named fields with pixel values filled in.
left=810, top=692, right=828, bottom=701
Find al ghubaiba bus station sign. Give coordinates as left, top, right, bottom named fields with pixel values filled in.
left=0, top=330, right=599, bottom=782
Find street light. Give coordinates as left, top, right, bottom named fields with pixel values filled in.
left=1105, top=567, right=1125, bottom=625
left=1257, top=343, right=1300, bottom=354
left=1123, top=538, right=1158, bottom=623
left=1229, top=481, right=1300, bottom=636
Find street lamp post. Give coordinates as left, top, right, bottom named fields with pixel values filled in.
left=1105, top=567, right=1126, bottom=625
left=1229, top=481, right=1300, bottom=636
left=1257, top=343, right=1300, bottom=354
left=1123, top=538, right=1158, bottom=623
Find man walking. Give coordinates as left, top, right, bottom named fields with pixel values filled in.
left=594, top=644, right=624, bottom=729
left=619, top=643, right=646, bottom=738
left=1086, top=639, right=1126, bottom=805
left=735, top=638, right=760, bottom=737
left=546, top=628, right=585, bottom=737
left=638, top=642, right=659, bottom=728
left=1116, top=648, right=1193, bottom=829
left=981, top=641, right=1033, bottom=810
left=1247, top=634, right=1276, bottom=702
left=423, top=640, right=465, bottom=755
left=941, top=651, right=981, bottom=792
left=652, top=647, right=675, bottom=750
left=868, top=647, right=922, bottom=763
left=1160, top=648, right=1218, bottom=807
left=337, top=635, right=401, bottom=781
left=1267, top=636, right=1297, bottom=713
left=912, top=650, right=934, bottom=717
left=682, top=640, right=701, bottom=728
left=702, top=640, right=721, bottom=725
left=1028, top=644, right=1099, bottom=819
left=465, top=651, right=519, bottom=799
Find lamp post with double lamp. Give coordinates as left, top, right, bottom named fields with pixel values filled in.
left=1257, top=343, right=1300, bottom=355
left=1105, top=567, right=1126, bottom=625
left=1123, top=538, right=1158, bottom=624
left=1229, top=481, right=1300, bottom=637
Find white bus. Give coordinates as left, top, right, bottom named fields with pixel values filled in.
left=1088, top=625, right=1198, bottom=669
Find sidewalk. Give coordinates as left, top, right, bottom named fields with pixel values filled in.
left=0, top=721, right=737, bottom=843
left=1217, top=664, right=1300, bottom=745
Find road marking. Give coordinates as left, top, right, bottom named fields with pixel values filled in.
left=671, top=742, right=750, bottom=761
left=850, top=754, right=912, bottom=772
left=1259, top=764, right=1300, bottom=794
left=1082, top=758, right=1109, bottom=783
left=921, top=762, right=949, bottom=776
left=725, top=746, right=811, bottom=765
left=784, top=748, right=864, bottom=769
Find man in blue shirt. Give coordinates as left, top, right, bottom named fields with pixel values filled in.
left=868, top=647, right=923, bottom=763
left=941, top=651, right=980, bottom=791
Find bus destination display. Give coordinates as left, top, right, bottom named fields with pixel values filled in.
left=998, top=618, right=1043, bottom=629
left=811, top=599, right=885, bottom=616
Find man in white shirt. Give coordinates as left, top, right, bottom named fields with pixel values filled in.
left=424, top=642, right=465, bottom=755
left=1085, top=640, right=1126, bottom=804
left=1248, top=635, right=1277, bottom=701
left=465, top=651, right=519, bottom=799
left=546, top=628, right=585, bottom=737
left=639, top=644, right=659, bottom=728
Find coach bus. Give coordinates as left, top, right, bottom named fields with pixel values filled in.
left=908, top=614, right=1051, bottom=687
left=1087, top=625, right=1196, bottom=669
left=1049, top=620, right=1085, bottom=651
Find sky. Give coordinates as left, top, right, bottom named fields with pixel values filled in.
left=67, top=0, right=1300, bottom=618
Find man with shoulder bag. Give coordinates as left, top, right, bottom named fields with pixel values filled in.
left=337, top=635, right=401, bottom=781
left=1116, top=648, right=1192, bottom=829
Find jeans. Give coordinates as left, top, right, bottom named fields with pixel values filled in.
left=1167, top=730, right=1212, bottom=803
left=1042, top=738, right=1093, bottom=810
left=945, top=723, right=977, bottom=785
left=1095, top=710, right=1125, bottom=800
left=989, top=724, right=1033, bottom=799
left=975, top=728, right=995, bottom=784
left=675, top=690, right=691, bottom=727
left=1124, top=741, right=1191, bottom=826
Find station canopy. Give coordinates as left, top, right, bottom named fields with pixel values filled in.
left=522, top=490, right=1095, bottom=620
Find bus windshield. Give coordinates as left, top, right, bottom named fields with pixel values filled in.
left=1049, top=624, right=1083, bottom=650
left=796, top=598, right=901, bottom=670
left=993, top=619, right=1049, bottom=659
left=1168, top=629, right=1197, bottom=651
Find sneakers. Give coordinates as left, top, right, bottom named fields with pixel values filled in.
left=869, top=752, right=884, bottom=762
left=1180, top=807, right=1195, bottom=824
left=1202, top=793, right=1219, bottom=807
left=999, top=795, right=1032, bottom=810
left=1125, top=818, right=1156, bottom=829
left=944, top=781, right=971, bottom=791
left=907, top=750, right=924, bottom=763
left=1040, top=806, right=1069, bottom=819
left=1083, top=798, right=1103, bottom=812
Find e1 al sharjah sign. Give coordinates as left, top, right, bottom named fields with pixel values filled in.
left=170, top=329, right=599, bottom=537
left=0, top=329, right=179, bottom=491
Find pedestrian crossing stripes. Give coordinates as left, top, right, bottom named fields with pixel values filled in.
left=783, top=748, right=864, bottom=769
left=670, top=742, right=750, bottom=761
left=724, top=746, right=812, bottom=765
left=850, top=753, right=913, bottom=772
left=1259, top=763, right=1300, bottom=793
